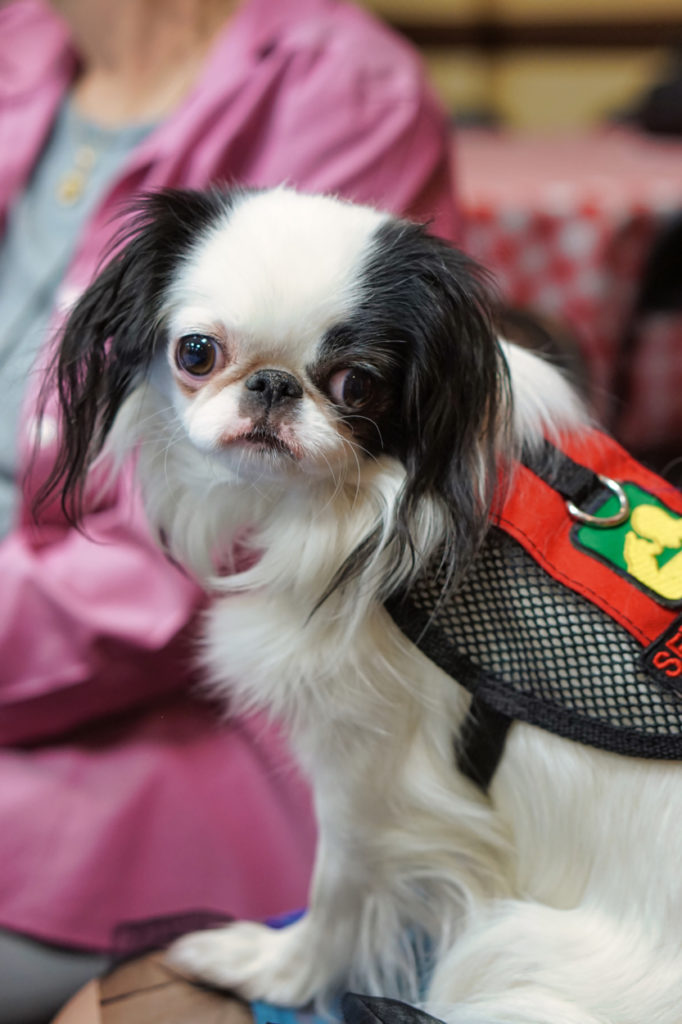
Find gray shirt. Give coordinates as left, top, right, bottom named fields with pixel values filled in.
left=0, top=98, right=152, bottom=536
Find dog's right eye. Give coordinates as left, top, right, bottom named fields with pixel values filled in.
left=175, top=335, right=220, bottom=376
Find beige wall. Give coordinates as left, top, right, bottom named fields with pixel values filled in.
left=361, top=1, right=682, bottom=131
left=424, top=48, right=671, bottom=131
left=485, top=0, right=682, bottom=20
left=365, top=0, right=481, bottom=24
left=366, top=0, right=682, bottom=22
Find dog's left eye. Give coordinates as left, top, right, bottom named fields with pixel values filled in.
left=175, top=335, right=221, bottom=376
left=328, top=368, right=374, bottom=409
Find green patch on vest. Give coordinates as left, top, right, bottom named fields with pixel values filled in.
left=574, top=483, right=682, bottom=606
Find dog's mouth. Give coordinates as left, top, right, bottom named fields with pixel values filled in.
left=233, top=428, right=297, bottom=459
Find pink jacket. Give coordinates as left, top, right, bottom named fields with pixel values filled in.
left=0, top=0, right=457, bottom=950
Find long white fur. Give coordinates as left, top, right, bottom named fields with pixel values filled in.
left=106, top=190, right=680, bottom=1024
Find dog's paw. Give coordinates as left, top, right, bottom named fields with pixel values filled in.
left=166, top=919, right=322, bottom=1005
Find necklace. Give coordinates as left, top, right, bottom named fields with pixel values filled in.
left=53, top=101, right=155, bottom=209
left=56, top=141, right=100, bottom=206
left=54, top=101, right=120, bottom=208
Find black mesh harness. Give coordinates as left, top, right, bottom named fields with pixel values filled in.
left=385, top=433, right=682, bottom=790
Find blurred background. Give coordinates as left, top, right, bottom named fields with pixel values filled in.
left=363, top=0, right=682, bottom=477
left=362, top=0, right=682, bottom=131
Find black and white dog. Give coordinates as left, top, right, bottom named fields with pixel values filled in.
left=46, top=187, right=681, bottom=1024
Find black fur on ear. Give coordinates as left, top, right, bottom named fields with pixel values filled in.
left=35, top=187, right=234, bottom=522
left=328, top=220, right=510, bottom=600
left=383, top=224, right=510, bottom=592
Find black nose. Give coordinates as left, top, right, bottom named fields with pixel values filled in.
left=244, top=369, right=303, bottom=408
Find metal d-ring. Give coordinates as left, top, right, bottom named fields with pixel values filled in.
left=567, top=475, right=631, bottom=528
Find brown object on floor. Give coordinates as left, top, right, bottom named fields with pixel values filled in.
left=52, top=952, right=254, bottom=1024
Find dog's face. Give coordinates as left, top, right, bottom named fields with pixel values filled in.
left=45, top=187, right=505, bottom=579
left=158, top=189, right=401, bottom=481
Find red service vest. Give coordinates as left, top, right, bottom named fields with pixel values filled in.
left=387, top=429, right=682, bottom=788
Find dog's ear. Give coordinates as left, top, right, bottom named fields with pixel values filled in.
left=400, top=237, right=508, bottom=587
left=36, top=188, right=232, bottom=521
left=364, top=225, right=509, bottom=591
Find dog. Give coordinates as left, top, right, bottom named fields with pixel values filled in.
left=44, top=187, right=682, bottom=1024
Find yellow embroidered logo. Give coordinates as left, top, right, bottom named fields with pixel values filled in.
left=624, top=505, right=682, bottom=602
left=574, top=484, right=682, bottom=607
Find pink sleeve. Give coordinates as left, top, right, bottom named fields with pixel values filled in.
left=0, top=465, right=205, bottom=746
left=248, top=25, right=459, bottom=241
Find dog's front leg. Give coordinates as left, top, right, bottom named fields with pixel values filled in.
left=167, top=820, right=366, bottom=1006
left=167, top=660, right=409, bottom=1006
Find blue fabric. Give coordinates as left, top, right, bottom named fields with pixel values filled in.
left=251, top=912, right=436, bottom=1024
left=252, top=913, right=339, bottom=1024
left=251, top=1000, right=331, bottom=1024
left=267, top=909, right=306, bottom=929
left=0, top=98, right=152, bottom=535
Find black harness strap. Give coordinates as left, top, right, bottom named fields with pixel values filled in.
left=452, top=442, right=610, bottom=789
left=400, top=443, right=620, bottom=792
left=456, top=696, right=513, bottom=790
left=521, top=439, right=605, bottom=508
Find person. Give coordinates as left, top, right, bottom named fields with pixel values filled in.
left=0, top=0, right=457, bottom=1020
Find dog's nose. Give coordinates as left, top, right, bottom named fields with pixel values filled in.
left=244, top=369, right=303, bottom=408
